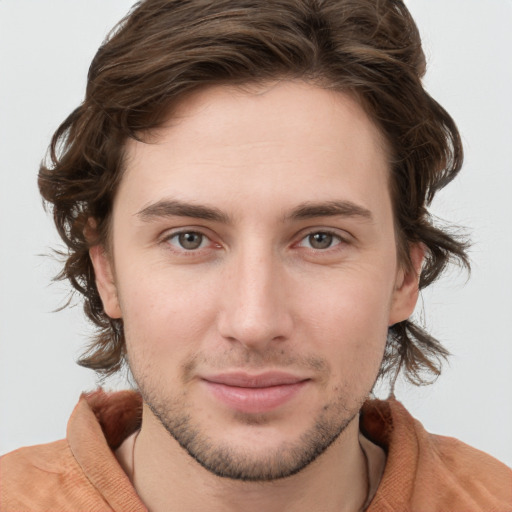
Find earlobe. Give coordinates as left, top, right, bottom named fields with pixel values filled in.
left=89, top=245, right=122, bottom=319
left=388, top=243, right=425, bottom=326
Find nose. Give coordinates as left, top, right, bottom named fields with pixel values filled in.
left=217, top=246, right=293, bottom=352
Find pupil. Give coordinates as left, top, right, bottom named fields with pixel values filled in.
left=310, top=232, right=332, bottom=249
left=179, top=232, right=202, bottom=249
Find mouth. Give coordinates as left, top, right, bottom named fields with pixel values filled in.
left=201, top=372, right=310, bottom=414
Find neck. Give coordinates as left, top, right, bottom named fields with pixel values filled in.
left=124, top=404, right=375, bottom=512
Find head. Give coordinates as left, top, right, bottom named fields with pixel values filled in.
left=39, top=0, right=468, bottom=480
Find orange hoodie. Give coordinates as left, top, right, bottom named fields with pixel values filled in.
left=1, top=390, right=511, bottom=511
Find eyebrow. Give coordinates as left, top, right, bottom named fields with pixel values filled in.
left=285, top=200, right=373, bottom=222
left=135, top=198, right=373, bottom=224
left=136, top=199, right=231, bottom=224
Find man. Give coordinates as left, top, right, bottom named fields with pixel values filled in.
left=1, top=0, right=511, bottom=510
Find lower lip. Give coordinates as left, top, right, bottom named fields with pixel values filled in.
left=203, top=380, right=308, bottom=414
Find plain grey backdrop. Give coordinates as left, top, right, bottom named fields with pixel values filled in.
left=1, top=0, right=511, bottom=466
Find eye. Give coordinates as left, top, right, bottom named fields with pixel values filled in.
left=297, top=231, right=343, bottom=250
left=167, top=231, right=209, bottom=251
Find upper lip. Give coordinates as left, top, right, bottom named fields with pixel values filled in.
left=201, top=372, right=309, bottom=388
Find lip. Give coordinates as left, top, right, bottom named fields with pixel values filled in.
left=201, top=372, right=310, bottom=414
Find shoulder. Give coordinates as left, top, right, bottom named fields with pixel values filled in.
left=420, top=432, right=512, bottom=508
left=0, top=440, right=113, bottom=511
left=362, top=399, right=512, bottom=511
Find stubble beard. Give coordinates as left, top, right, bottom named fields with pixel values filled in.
left=137, top=380, right=362, bottom=482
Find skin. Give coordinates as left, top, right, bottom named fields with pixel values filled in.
left=91, top=81, right=422, bottom=512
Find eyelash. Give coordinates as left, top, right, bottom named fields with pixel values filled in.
left=163, top=230, right=218, bottom=254
left=295, top=230, right=346, bottom=251
left=162, top=228, right=349, bottom=255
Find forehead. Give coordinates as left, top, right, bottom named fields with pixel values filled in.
left=118, top=81, right=392, bottom=220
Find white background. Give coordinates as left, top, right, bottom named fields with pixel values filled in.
left=1, top=1, right=511, bottom=467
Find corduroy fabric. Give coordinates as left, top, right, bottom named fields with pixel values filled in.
left=1, top=390, right=511, bottom=511
left=362, top=400, right=512, bottom=511
left=1, top=390, right=145, bottom=512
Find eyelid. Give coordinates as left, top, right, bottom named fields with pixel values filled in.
left=160, top=227, right=221, bottom=253
left=294, top=227, right=352, bottom=247
left=160, top=225, right=214, bottom=241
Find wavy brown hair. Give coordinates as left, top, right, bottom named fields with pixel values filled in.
left=39, top=0, right=469, bottom=384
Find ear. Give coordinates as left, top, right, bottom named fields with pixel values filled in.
left=388, top=243, right=425, bottom=326
left=89, top=244, right=122, bottom=319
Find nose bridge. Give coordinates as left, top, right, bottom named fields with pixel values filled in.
left=218, top=238, right=291, bottom=349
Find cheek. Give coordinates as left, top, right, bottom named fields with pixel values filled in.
left=118, top=269, right=219, bottom=361
left=298, top=272, right=393, bottom=377
left=302, top=270, right=393, bottom=337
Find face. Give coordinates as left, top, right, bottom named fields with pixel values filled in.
left=92, top=81, right=420, bottom=481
